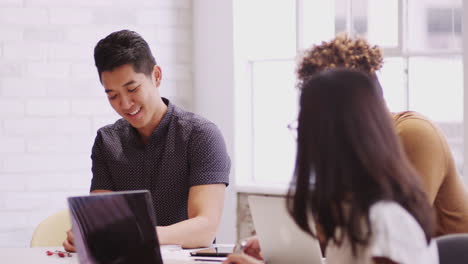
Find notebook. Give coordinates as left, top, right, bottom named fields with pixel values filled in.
left=248, top=195, right=324, bottom=264
left=68, top=190, right=163, bottom=264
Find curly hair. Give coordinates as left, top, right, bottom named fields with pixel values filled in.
left=297, top=34, right=383, bottom=84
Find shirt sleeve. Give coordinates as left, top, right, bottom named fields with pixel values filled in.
left=369, top=202, right=437, bottom=264
left=396, top=117, right=448, bottom=204
left=188, top=123, right=231, bottom=187
left=90, top=131, right=114, bottom=191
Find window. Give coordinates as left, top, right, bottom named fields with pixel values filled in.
left=234, top=0, right=463, bottom=186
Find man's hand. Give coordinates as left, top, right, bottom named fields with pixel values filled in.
left=63, top=229, right=76, bottom=252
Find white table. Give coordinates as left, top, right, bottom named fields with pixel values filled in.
left=0, top=245, right=228, bottom=264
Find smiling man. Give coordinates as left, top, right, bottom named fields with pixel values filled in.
left=63, top=30, right=230, bottom=251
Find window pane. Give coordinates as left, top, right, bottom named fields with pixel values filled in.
left=407, top=0, right=462, bottom=51
left=252, top=60, right=298, bottom=183
left=408, top=56, right=462, bottom=122
left=377, top=57, right=406, bottom=112
left=351, top=0, right=368, bottom=35
left=235, top=0, right=296, bottom=59
left=409, top=56, right=464, bottom=176
left=334, top=0, right=368, bottom=35
left=300, top=0, right=336, bottom=49
left=334, top=0, right=347, bottom=33
left=367, top=0, right=398, bottom=47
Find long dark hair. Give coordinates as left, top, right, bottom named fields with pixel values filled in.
left=287, top=68, right=434, bottom=254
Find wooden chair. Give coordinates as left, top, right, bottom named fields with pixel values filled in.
left=30, top=209, right=71, bottom=247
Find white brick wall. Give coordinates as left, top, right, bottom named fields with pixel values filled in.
left=0, top=0, right=193, bottom=247
left=0, top=8, right=48, bottom=25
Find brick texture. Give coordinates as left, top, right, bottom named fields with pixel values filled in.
left=0, top=0, right=193, bottom=247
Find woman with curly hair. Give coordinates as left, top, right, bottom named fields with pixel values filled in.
left=297, top=34, right=383, bottom=83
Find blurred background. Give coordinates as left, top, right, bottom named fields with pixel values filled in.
left=0, top=0, right=465, bottom=247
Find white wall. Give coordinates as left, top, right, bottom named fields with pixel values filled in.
left=193, top=0, right=237, bottom=243
left=464, top=0, right=468, bottom=176
left=0, top=0, right=193, bottom=247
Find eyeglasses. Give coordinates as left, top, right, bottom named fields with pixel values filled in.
left=287, top=119, right=298, bottom=139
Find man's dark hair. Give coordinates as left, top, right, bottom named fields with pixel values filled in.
left=94, top=29, right=157, bottom=81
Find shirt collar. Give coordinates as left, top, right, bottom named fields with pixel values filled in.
left=128, top=97, right=173, bottom=146
left=149, top=97, right=173, bottom=140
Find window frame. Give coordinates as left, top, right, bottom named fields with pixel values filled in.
left=235, top=0, right=464, bottom=188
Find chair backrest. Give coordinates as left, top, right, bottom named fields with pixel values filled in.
left=30, top=209, right=71, bottom=247
left=436, top=233, right=468, bottom=264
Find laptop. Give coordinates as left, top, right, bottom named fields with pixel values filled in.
left=248, top=195, right=324, bottom=264
left=68, top=190, right=163, bottom=264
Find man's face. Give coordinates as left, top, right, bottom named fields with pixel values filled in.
left=101, top=64, right=162, bottom=132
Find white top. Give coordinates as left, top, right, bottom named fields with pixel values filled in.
left=325, top=201, right=439, bottom=264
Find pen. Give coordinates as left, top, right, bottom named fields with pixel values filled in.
left=194, top=258, right=224, bottom=262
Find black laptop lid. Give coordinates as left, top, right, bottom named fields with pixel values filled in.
left=68, top=190, right=163, bottom=264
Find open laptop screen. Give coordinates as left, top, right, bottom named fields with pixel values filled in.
left=68, top=190, right=163, bottom=264
left=248, top=195, right=324, bottom=264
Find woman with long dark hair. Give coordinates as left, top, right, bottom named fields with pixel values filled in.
left=297, top=35, right=468, bottom=238
left=224, top=69, right=438, bottom=264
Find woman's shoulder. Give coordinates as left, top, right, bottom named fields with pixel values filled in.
left=369, top=201, right=411, bottom=219
left=369, top=201, right=423, bottom=237
left=368, top=201, right=439, bottom=264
